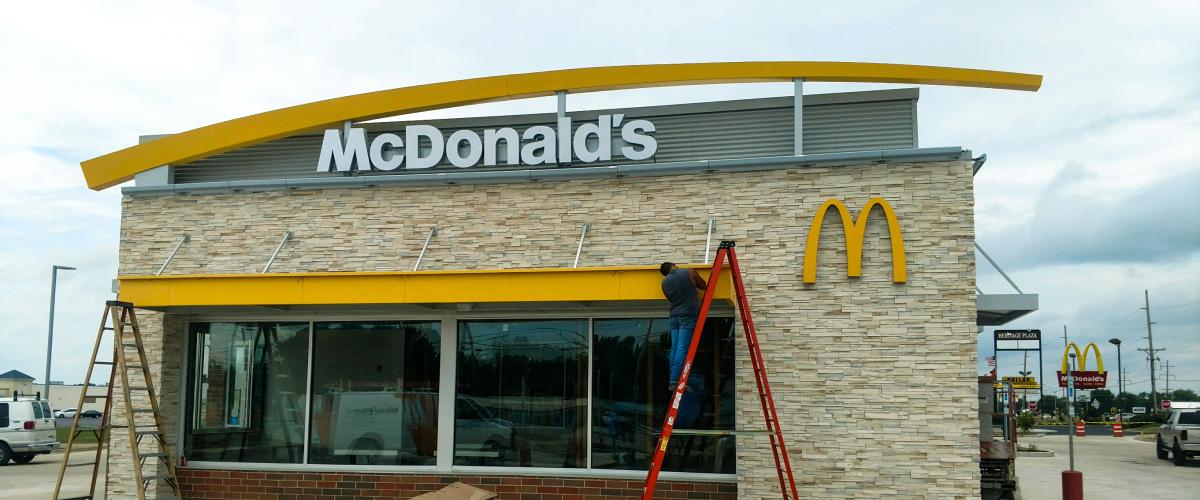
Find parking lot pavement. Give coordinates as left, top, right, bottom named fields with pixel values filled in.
left=1016, top=434, right=1197, bottom=500
left=0, top=448, right=107, bottom=500
left=55, top=416, right=104, bottom=429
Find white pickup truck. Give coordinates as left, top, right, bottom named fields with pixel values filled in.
left=1156, top=402, right=1200, bottom=466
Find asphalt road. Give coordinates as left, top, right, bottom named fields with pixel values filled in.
left=0, top=448, right=107, bottom=499
left=1016, top=433, right=1197, bottom=499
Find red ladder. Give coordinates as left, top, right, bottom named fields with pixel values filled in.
left=642, top=240, right=799, bottom=499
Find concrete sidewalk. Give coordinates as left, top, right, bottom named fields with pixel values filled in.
left=0, top=449, right=107, bottom=500
left=1015, top=434, right=1197, bottom=499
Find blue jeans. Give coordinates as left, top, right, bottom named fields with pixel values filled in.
left=668, top=315, right=697, bottom=385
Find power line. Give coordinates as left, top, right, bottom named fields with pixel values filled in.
left=1154, top=299, right=1200, bottom=310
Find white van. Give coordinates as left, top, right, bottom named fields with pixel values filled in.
left=0, top=395, right=59, bottom=465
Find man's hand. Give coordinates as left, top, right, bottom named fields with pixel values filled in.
left=688, top=269, right=708, bottom=290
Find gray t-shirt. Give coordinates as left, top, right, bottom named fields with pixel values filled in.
left=662, top=268, right=700, bottom=318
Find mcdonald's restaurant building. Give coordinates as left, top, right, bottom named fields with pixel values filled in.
left=82, top=63, right=1041, bottom=499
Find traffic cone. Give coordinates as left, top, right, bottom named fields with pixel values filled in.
left=1113, top=421, right=1124, bottom=437
left=1075, top=420, right=1086, bottom=436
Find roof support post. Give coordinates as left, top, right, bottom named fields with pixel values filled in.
left=975, top=241, right=1023, bottom=293
left=414, top=226, right=438, bottom=271
left=557, top=91, right=567, bottom=119
left=794, top=78, right=805, bottom=155
left=156, top=235, right=190, bottom=276
left=262, top=231, right=292, bottom=273
left=573, top=223, right=591, bottom=268
left=704, top=217, right=717, bottom=264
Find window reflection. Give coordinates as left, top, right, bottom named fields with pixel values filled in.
left=456, top=320, right=588, bottom=468
left=592, top=318, right=735, bottom=473
left=188, top=322, right=309, bottom=463
left=308, top=321, right=440, bottom=465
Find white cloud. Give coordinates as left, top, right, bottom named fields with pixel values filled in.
left=1, top=1, right=1197, bottom=391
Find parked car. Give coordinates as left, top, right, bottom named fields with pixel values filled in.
left=80, top=410, right=102, bottom=419
left=0, top=396, right=59, bottom=465
left=1157, top=402, right=1200, bottom=466
left=54, top=408, right=77, bottom=418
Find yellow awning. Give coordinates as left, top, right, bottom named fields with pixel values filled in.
left=117, top=265, right=731, bottom=308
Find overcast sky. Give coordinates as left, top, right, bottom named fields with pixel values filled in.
left=1, top=1, right=1196, bottom=398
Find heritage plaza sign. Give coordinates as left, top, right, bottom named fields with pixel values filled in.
left=317, top=114, right=658, bottom=172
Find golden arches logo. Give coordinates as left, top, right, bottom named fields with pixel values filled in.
left=1058, top=342, right=1105, bottom=373
left=1056, top=342, right=1108, bottom=389
left=802, top=197, right=906, bottom=284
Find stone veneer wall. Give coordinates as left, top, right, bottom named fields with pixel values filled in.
left=113, top=160, right=978, bottom=499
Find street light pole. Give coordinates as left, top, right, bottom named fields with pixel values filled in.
left=1108, top=338, right=1123, bottom=411
left=44, top=264, right=76, bottom=399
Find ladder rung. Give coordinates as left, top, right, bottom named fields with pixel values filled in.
left=126, top=365, right=145, bottom=370
left=122, top=343, right=140, bottom=348
left=140, top=452, right=168, bottom=458
left=140, top=474, right=172, bottom=481
left=133, top=409, right=158, bottom=414
left=129, top=386, right=149, bottom=391
left=66, top=461, right=98, bottom=467
left=93, top=361, right=114, bottom=365
left=135, top=430, right=161, bottom=435
left=672, top=429, right=773, bottom=437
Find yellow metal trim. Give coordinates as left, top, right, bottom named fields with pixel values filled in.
left=802, top=197, right=906, bottom=284
left=81, top=61, right=1042, bottom=190
left=117, top=264, right=730, bottom=308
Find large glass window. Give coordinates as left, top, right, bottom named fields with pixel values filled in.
left=455, top=320, right=588, bottom=467
left=187, top=322, right=309, bottom=463
left=592, top=318, right=736, bottom=473
left=307, top=321, right=441, bottom=465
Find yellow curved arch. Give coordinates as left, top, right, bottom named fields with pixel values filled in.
left=1060, top=342, right=1082, bottom=372
left=1080, top=342, right=1105, bottom=372
left=80, top=61, right=1042, bottom=190
left=1059, top=342, right=1106, bottom=372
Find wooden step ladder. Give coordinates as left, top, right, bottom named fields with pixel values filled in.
left=641, top=241, right=800, bottom=499
left=53, top=301, right=181, bottom=500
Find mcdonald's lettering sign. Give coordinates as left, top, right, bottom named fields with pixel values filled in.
left=1056, top=342, right=1108, bottom=389
left=802, top=197, right=906, bottom=284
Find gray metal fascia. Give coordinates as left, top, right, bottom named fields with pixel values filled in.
left=978, top=293, right=1040, bottom=312
left=880, top=146, right=966, bottom=161
left=443, top=170, right=532, bottom=184
left=121, top=147, right=968, bottom=197
left=360, top=173, right=448, bottom=187
left=530, top=166, right=619, bottom=181
left=616, top=160, right=712, bottom=177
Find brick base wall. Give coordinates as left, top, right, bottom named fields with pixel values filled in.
left=177, top=469, right=736, bottom=499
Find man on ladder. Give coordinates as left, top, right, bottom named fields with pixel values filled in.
left=659, top=262, right=707, bottom=393
left=644, top=243, right=798, bottom=499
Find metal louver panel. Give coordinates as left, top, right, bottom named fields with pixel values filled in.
left=171, top=90, right=916, bottom=184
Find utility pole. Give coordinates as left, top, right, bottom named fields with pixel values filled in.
left=1163, top=360, right=1171, bottom=396
left=1138, top=290, right=1164, bottom=414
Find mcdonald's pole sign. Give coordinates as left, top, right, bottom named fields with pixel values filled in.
left=802, top=197, right=906, bottom=284
left=1057, top=342, right=1108, bottom=389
